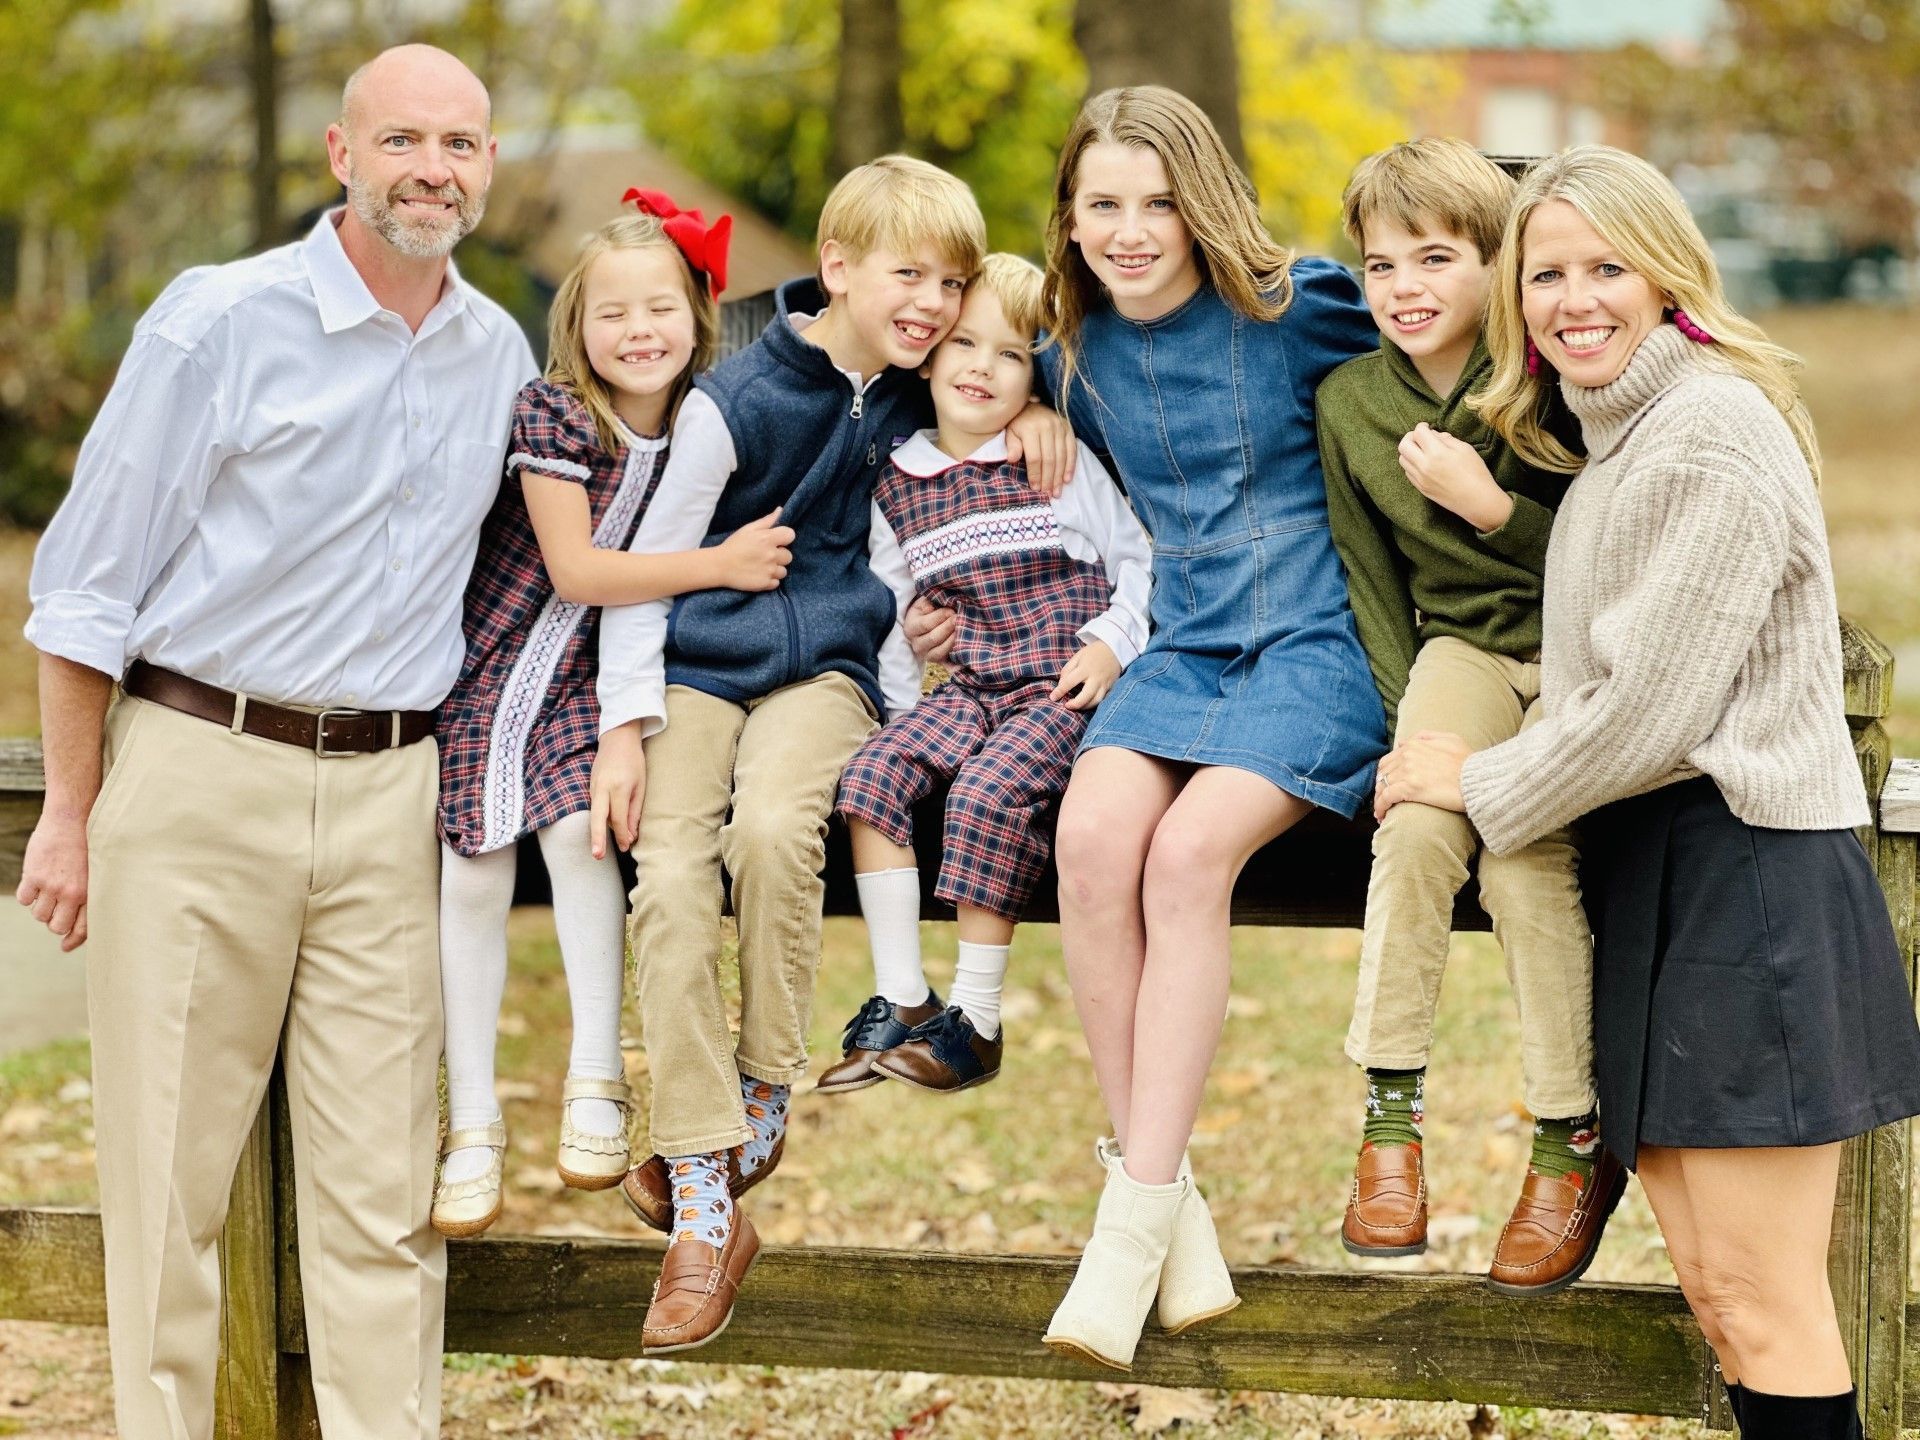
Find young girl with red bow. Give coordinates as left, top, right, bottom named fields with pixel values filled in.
left=430, top=193, right=791, bottom=1236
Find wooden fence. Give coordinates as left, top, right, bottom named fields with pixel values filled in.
left=1, top=622, right=1914, bottom=1436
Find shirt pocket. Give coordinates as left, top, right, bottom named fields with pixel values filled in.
left=440, top=436, right=512, bottom=538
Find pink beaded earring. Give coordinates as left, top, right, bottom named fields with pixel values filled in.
left=1671, top=309, right=1715, bottom=344
left=1525, top=336, right=1544, bottom=376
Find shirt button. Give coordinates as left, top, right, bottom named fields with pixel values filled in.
left=411, top=414, right=422, bottom=429
left=345, top=693, right=358, bottom=704
left=392, top=560, right=403, bottom=572
left=403, top=486, right=415, bottom=501
left=372, top=629, right=386, bottom=642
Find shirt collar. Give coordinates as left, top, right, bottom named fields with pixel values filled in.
left=303, top=208, right=490, bottom=339
left=889, top=428, right=1009, bottom=477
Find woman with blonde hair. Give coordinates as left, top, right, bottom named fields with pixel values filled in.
left=1379, top=144, right=1920, bottom=1438
left=1020, top=84, right=1384, bottom=1368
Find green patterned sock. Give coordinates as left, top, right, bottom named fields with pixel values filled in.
left=1362, top=1068, right=1425, bottom=1149
left=1529, top=1112, right=1601, bottom=1185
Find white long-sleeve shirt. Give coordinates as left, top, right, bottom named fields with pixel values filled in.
left=867, top=431, right=1154, bottom=718
left=25, top=210, right=537, bottom=709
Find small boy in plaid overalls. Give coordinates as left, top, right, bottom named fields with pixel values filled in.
left=821, top=254, right=1152, bottom=1094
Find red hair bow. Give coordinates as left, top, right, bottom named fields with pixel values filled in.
left=623, top=187, right=732, bottom=297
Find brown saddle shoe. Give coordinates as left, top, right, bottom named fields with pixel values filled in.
left=1341, top=1143, right=1428, bottom=1257
left=817, top=991, right=945, bottom=1093
left=621, top=1139, right=784, bottom=1233
left=1487, top=1147, right=1627, bottom=1296
left=871, top=1005, right=1002, bottom=1092
left=641, top=1210, right=761, bottom=1355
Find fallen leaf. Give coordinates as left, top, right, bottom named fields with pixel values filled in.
left=1466, top=1403, right=1502, bottom=1438
left=497, top=1014, right=529, bottom=1037
left=56, top=1079, right=91, bottom=1104
left=945, top=1158, right=994, bottom=1195
left=1093, top=1382, right=1139, bottom=1403
left=497, top=1080, right=540, bottom=1102
left=0, top=1105, right=48, bottom=1138
left=1132, top=1387, right=1218, bottom=1432
left=1191, top=1107, right=1243, bottom=1135
left=1225, top=995, right=1266, bottom=1019
left=511, top=1167, right=565, bottom=1194
left=894, top=1372, right=938, bottom=1400
left=1427, top=1213, right=1482, bottom=1244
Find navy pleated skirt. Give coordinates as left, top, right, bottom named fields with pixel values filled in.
left=1582, top=776, right=1920, bottom=1170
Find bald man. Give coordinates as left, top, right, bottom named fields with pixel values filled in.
left=18, top=45, right=535, bottom=1440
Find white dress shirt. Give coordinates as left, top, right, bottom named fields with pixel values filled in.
left=596, top=311, right=880, bottom=738
left=27, top=209, right=537, bottom=710
left=867, top=431, right=1155, bottom=718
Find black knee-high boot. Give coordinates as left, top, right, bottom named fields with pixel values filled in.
left=1736, top=1387, right=1861, bottom=1438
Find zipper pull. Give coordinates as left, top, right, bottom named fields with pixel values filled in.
left=850, top=393, right=864, bottom=419
left=867, top=442, right=878, bottom=465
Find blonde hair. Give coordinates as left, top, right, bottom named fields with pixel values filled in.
left=974, top=252, right=1046, bottom=340
left=545, top=214, right=719, bottom=454
left=1342, top=137, right=1515, bottom=261
left=1473, top=145, right=1821, bottom=480
left=1043, top=86, right=1295, bottom=411
left=816, top=155, right=986, bottom=284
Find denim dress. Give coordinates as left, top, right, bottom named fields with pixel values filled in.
left=1048, top=259, right=1388, bottom=817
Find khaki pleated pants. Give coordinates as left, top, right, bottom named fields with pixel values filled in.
left=85, top=693, right=444, bottom=1440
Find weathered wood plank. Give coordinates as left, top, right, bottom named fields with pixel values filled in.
left=1881, top=760, right=1920, bottom=838
left=0, top=1206, right=107, bottom=1326
left=1843, top=616, right=1895, bottom=722
left=215, top=1097, right=280, bottom=1438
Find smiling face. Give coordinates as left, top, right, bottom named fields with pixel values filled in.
left=821, top=241, right=969, bottom=376
left=1519, top=199, right=1667, bottom=388
left=1361, top=215, right=1494, bottom=394
left=1069, top=141, right=1202, bottom=321
left=923, top=285, right=1035, bottom=453
left=580, top=245, right=698, bottom=436
left=328, top=46, right=494, bottom=260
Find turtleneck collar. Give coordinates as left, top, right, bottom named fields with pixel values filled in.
left=1559, top=323, right=1727, bottom=460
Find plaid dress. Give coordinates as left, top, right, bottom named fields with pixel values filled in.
left=438, top=379, right=666, bottom=856
left=836, top=443, right=1118, bottom=918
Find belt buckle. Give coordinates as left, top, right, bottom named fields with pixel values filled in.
left=314, top=709, right=363, bottom=758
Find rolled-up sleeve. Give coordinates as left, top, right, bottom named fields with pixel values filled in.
left=26, top=333, right=227, bottom=678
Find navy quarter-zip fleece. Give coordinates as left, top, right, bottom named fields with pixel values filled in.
left=664, top=277, right=935, bottom=713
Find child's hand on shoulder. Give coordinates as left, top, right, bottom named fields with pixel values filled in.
left=1006, top=401, right=1075, bottom=498
left=589, top=723, right=648, bottom=856
left=1052, top=640, right=1119, bottom=711
left=1396, top=423, right=1514, bottom=533
left=715, top=508, right=795, bottom=591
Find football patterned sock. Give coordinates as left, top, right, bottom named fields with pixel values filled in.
left=664, top=1150, right=733, bottom=1247
left=1362, top=1067, right=1426, bottom=1149
left=735, top=1074, right=790, bottom=1179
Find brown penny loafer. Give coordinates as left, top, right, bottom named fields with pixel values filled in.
left=641, top=1209, right=761, bottom=1355
left=872, top=1005, right=1002, bottom=1092
left=621, top=1138, right=785, bottom=1233
left=817, top=991, right=945, bottom=1093
left=1341, top=1143, right=1428, bottom=1257
left=1487, top=1146, right=1627, bottom=1296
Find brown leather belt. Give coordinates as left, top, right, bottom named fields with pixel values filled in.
left=123, top=661, right=436, bottom=757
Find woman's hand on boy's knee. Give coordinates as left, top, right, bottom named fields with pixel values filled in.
left=1005, top=401, right=1074, bottom=497
left=1396, top=424, right=1513, bottom=533
left=903, top=596, right=956, bottom=663
left=715, top=508, right=795, bottom=591
left=1374, top=730, right=1472, bottom=820
left=1052, top=641, right=1120, bottom=710
left=589, top=724, right=648, bottom=857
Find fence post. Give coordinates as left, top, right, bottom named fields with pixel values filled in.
left=213, top=1090, right=280, bottom=1436
left=1835, top=619, right=1909, bottom=1439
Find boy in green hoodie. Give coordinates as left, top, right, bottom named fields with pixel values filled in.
left=1318, top=138, right=1617, bottom=1295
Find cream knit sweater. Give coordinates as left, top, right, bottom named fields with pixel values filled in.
left=1460, top=324, right=1867, bottom=855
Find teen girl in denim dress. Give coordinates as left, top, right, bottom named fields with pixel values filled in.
left=1035, top=86, right=1386, bottom=1368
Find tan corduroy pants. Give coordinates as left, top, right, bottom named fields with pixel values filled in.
left=1345, top=637, right=1597, bottom=1119
left=631, top=673, right=878, bottom=1155
left=85, top=693, right=444, bottom=1440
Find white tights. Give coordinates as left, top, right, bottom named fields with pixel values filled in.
left=439, top=811, right=628, bottom=1182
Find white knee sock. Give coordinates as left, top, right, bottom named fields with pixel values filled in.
left=950, top=940, right=1010, bottom=1039
left=856, top=867, right=930, bottom=1005
left=439, top=842, right=517, bottom=1183
left=537, top=811, right=629, bottom=1138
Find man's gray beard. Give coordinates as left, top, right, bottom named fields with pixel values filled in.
left=346, top=170, right=485, bottom=259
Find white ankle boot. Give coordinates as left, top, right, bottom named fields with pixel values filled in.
left=1157, top=1147, right=1240, bottom=1333
left=1043, top=1139, right=1189, bottom=1370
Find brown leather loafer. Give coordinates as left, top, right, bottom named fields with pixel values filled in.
left=641, top=1209, right=761, bottom=1354
left=817, top=991, right=945, bottom=1093
left=1341, top=1143, right=1428, bottom=1256
left=872, top=1005, right=1002, bottom=1092
left=1486, top=1147, right=1627, bottom=1296
left=621, top=1138, right=784, bottom=1233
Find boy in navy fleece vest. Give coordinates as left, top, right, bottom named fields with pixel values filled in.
left=591, top=157, right=1073, bottom=1352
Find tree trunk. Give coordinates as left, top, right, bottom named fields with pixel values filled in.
left=249, top=0, right=280, bottom=251
left=832, top=0, right=905, bottom=176
left=1074, top=0, right=1244, bottom=166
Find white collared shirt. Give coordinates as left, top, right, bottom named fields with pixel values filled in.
left=26, top=209, right=537, bottom=709
left=868, top=430, right=1155, bottom=718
